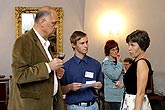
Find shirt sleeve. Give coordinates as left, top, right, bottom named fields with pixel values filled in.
left=102, top=60, right=122, bottom=81
left=45, top=62, right=51, bottom=73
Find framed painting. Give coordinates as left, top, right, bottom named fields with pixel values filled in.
left=15, top=6, right=64, bottom=53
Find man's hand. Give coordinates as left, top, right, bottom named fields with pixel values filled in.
left=48, top=58, right=63, bottom=71
left=69, top=83, right=82, bottom=91
left=92, top=82, right=102, bottom=89
left=56, top=68, right=64, bottom=79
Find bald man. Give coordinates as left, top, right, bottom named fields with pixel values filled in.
left=8, top=6, right=64, bottom=110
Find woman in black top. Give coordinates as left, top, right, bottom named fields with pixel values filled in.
left=124, top=58, right=152, bottom=95
left=117, top=30, right=152, bottom=110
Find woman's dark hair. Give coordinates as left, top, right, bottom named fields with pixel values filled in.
left=126, top=30, right=150, bottom=52
left=104, top=40, right=119, bottom=56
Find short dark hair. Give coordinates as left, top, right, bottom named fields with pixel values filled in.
left=104, top=40, right=119, bottom=56
left=35, top=10, right=51, bottom=23
left=126, top=30, right=150, bottom=52
left=123, top=57, right=133, bottom=64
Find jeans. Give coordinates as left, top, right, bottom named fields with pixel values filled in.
left=107, top=102, right=121, bottom=110
left=67, top=102, right=99, bottom=110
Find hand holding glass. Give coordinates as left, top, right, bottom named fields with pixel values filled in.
left=55, top=52, right=65, bottom=60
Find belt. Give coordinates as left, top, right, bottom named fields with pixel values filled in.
left=73, top=101, right=95, bottom=107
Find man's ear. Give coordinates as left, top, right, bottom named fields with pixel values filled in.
left=71, top=43, right=76, bottom=49
left=39, top=17, right=46, bottom=27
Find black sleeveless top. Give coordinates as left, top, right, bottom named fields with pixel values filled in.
left=123, top=58, right=153, bottom=95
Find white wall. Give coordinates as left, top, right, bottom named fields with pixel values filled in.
left=84, top=0, right=165, bottom=94
left=0, top=0, right=85, bottom=77
left=85, top=0, right=165, bottom=68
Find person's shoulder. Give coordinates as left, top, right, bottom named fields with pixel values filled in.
left=15, top=33, right=30, bottom=45
left=17, top=29, right=35, bottom=41
left=102, top=56, right=113, bottom=65
left=64, top=57, right=74, bottom=65
left=137, top=58, right=151, bottom=65
left=102, top=56, right=110, bottom=62
left=87, top=56, right=101, bottom=64
left=137, top=58, right=152, bottom=70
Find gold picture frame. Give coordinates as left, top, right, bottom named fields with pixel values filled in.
left=15, top=6, right=64, bottom=53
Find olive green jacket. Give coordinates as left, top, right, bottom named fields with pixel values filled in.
left=8, top=29, right=64, bottom=110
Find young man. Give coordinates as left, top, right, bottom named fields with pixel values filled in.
left=61, top=31, right=102, bottom=110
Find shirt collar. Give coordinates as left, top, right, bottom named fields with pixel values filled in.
left=33, top=28, right=50, bottom=48
left=73, top=55, right=88, bottom=64
left=102, top=56, right=114, bottom=62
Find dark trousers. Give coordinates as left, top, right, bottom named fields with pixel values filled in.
left=53, top=95, right=58, bottom=110
left=106, top=102, right=121, bottom=110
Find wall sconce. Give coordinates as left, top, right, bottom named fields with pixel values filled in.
left=99, top=12, right=125, bottom=38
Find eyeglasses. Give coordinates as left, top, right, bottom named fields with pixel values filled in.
left=52, top=20, right=59, bottom=26
left=110, top=48, right=118, bottom=52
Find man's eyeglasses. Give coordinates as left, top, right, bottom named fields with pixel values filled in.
left=52, top=21, right=59, bottom=26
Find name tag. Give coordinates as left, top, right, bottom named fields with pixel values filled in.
left=85, top=71, right=94, bottom=78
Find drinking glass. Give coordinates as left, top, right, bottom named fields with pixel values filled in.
left=55, top=52, right=65, bottom=60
